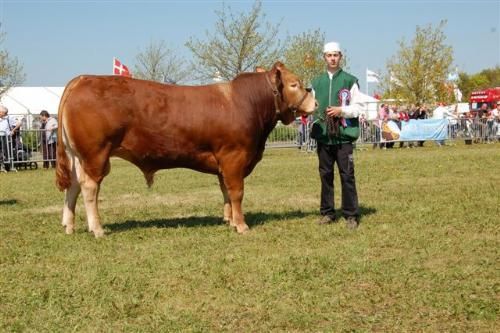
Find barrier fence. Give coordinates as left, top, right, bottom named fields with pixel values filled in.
left=1, top=118, right=499, bottom=171
left=265, top=118, right=499, bottom=150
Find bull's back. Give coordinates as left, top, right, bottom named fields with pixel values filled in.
left=60, top=76, right=256, bottom=175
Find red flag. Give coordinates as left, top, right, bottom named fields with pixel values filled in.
left=113, top=57, right=131, bottom=77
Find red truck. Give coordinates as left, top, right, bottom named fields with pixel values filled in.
left=469, top=87, right=500, bottom=110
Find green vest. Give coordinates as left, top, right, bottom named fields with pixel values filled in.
left=310, top=69, right=360, bottom=145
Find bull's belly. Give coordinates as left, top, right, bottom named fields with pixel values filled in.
left=112, top=148, right=220, bottom=174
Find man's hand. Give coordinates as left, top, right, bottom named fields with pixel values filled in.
left=326, top=106, right=342, bottom=118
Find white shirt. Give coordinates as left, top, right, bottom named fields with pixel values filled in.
left=44, top=117, right=58, bottom=144
left=0, top=115, right=20, bottom=136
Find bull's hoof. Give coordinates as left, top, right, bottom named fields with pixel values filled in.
left=236, top=224, right=249, bottom=234
left=223, top=217, right=232, bottom=225
left=65, top=225, right=75, bottom=235
left=92, top=228, right=105, bottom=238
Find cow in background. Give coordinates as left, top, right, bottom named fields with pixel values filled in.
left=56, top=62, right=317, bottom=237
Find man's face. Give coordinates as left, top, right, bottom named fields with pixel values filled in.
left=323, top=52, right=342, bottom=70
left=0, top=109, right=7, bottom=118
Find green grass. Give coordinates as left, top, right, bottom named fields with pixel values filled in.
left=1, top=142, right=499, bottom=332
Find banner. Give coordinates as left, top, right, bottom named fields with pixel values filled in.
left=381, top=119, right=449, bottom=142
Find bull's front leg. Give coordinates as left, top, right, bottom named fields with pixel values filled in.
left=224, top=175, right=248, bottom=234
left=218, top=174, right=233, bottom=226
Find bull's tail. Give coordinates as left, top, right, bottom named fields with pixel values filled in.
left=55, top=77, right=80, bottom=191
left=55, top=126, right=71, bottom=191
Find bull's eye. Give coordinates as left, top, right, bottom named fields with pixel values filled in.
left=290, top=83, right=298, bottom=88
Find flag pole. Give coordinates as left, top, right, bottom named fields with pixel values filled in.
left=366, top=68, right=368, bottom=95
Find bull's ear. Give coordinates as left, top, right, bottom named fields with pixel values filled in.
left=272, top=65, right=283, bottom=87
left=272, top=61, right=285, bottom=71
left=272, top=62, right=285, bottom=86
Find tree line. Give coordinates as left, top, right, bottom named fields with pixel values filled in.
left=1, top=0, right=498, bottom=106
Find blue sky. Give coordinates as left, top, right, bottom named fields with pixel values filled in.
left=1, top=0, right=499, bottom=93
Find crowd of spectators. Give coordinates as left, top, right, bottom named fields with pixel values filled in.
left=0, top=107, right=58, bottom=172
left=359, top=101, right=500, bottom=148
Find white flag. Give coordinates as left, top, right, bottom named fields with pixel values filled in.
left=447, top=72, right=459, bottom=81
left=366, top=69, right=379, bottom=83
left=453, top=87, right=463, bottom=102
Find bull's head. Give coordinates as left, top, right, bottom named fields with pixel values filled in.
left=267, top=61, right=317, bottom=125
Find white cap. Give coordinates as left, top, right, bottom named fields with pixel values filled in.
left=323, top=41, right=342, bottom=54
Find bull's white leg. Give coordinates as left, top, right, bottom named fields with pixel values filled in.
left=61, top=178, right=81, bottom=234
left=76, top=160, right=104, bottom=238
left=61, top=150, right=80, bottom=234
left=218, top=174, right=233, bottom=226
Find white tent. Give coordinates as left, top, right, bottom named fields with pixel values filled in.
left=0, top=87, right=64, bottom=129
left=358, top=91, right=381, bottom=120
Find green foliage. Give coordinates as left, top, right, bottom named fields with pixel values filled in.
left=0, top=29, right=25, bottom=95
left=380, top=21, right=454, bottom=105
left=1, top=145, right=498, bottom=331
left=185, top=0, right=284, bottom=82
left=21, top=130, right=39, bottom=148
left=283, top=29, right=325, bottom=87
left=458, top=66, right=500, bottom=101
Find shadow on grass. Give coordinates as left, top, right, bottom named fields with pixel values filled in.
left=0, top=199, right=17, bottom=206
left=106, top=209, right=316, bottom=233
left=106, top=205, right=377, bottom=233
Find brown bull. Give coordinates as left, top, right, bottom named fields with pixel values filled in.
left=56, top=62, right=317, bottom=237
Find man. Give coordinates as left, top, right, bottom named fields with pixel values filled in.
left=494, top=101, right=500, bottom=142
left=310, top=41, right=365, bottom=229
left=39, top=110, right=58, bottom=168
left=0, top=105, right=22, bottom=171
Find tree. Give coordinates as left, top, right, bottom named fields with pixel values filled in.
left=457, top=66, right=500, bottom=101
left=133, top=40, right=191, bottom=84
left=185, top=0, right=284, bottom=82
left=0, top=29, right=25, bottom=95
left=380, top=21, right=453, bottom=105
left=282, top=29, right=325, bottom=87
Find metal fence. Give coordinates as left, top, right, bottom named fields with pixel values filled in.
left=265, top=118, right=500, bottom=149
left=0, top=129, right=55, bottom=172
left=1, top=119, right=499, bottom=172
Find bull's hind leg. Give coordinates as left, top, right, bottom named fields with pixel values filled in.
left=218, top=174, right=233, bottom=226
left=75, top=155, right=109, bottom=238
left=61, top=177, right=81, bottom=235
left=80, top=177, right=104, bottom=238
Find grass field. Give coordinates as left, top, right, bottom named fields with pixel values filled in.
left=0, top=142, right=498, bottom=332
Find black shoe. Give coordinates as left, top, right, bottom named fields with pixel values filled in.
left=345, top=216, right=359, bottom=230
left=317, top=215, right=336, bottom=225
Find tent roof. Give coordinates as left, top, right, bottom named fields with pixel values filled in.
left=0, top=87, right=64, bottom=116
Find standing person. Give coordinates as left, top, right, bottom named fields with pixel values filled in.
left=310, top=41, right=365, bottom=229
left=492, top=101, right=500, bottom=142
left=39, top=110, right=58, bottom=168
left=0, top=105, right=22, bottom=171
left=373, top=104, right=388, bottom=149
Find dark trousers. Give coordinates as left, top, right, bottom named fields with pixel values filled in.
left=0, top=135, right=10, bottom=167
left=317, top=142, right=359, bottom=218
left=42, top=142, right=57, bottom=168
